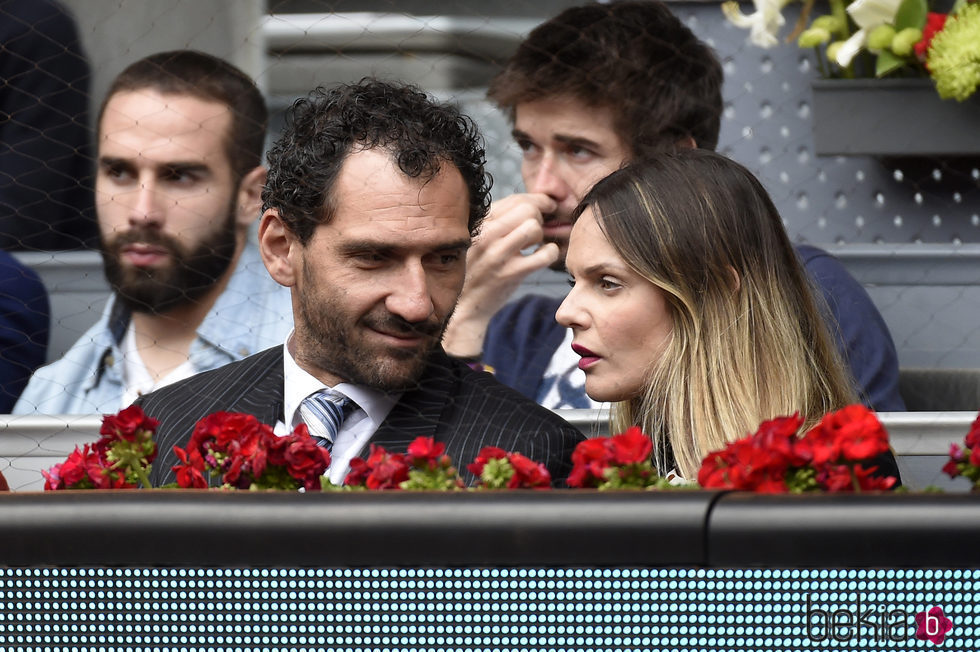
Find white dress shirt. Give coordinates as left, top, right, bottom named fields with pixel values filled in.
left=277, top=336, right=399, bottom=485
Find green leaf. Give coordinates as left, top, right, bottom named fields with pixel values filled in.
left=893, top=0, right=927, bottom=30
left=875, top=49, right=907, bottom=77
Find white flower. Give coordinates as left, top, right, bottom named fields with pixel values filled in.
left=836, top=0, right=904, bottom=67
left=722, top=0, right=794, bottom=48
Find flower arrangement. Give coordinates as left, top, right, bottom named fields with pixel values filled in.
left=942, top=413, right=980, bottom=487
left=42, top=407, right=551, bottom=492
left=698, top=404, right=898, bottom=492
left=344, top=439, right=552, bottom=490
left=566, top=427, right=676, bottom=489
left=42, top=403, right=903, bottom=494
left=43, top=405, right=158, bottom=490
left=172, top=412, right=330, bottom=491
left=723, top=0, right=980, bottom=101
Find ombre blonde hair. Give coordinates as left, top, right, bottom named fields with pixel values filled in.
left=574, top=150, right=857, bottom=479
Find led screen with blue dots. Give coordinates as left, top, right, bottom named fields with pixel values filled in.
left=0, top=567, right=973, bottom=650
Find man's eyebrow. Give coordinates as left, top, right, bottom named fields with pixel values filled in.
left=338, top=238, right=471, bottom=255
left=97, top=156, right=211, bottom=174
left=97, top=155, right=130, bottom=167
left=553, top=134, right=604, bottom=150
left=158, top=162, right=212, bottom=175
left=511, top=129, right=604, bottom=151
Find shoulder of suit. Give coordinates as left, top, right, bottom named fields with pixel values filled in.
left=137, top=345, right=282, bottom=408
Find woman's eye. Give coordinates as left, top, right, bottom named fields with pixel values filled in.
left=599, top=277, right=622, bottom=291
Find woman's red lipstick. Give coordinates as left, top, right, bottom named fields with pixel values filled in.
left=571, top=343, right=601, bottom=370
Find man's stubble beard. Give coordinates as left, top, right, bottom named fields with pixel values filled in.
left=294, top=261, right=455, bottom=392
left=100, top=200, right=239, bottom=315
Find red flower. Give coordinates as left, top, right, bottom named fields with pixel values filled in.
left=756, top=414, right=807, bottom=465
left=816, top=462, right=898, bottom=492
left=43, top=444, right=133, bottom=490
left=852, top=464, right=898, bottom=491
left=817, top=464, right=854, bottom=492
left=506, top=452, right=552, bottom=489
left=345, top=444, right=409, bottom=490
left=274, top=428, right=331, bottom=490
left=696, top=405, right=897, bottom=493
left=726, top=436, right=791, bottom=492
left=820, top=405, right=889, bottom=462
left=944, top=415, right=980, bottom=487
left=795, top=422, right=840, bottom=466
left=567, top=438, right=615, bottom=488
left=173, top=446, right=208, bottom=489
left=467, top=446, right=507, bottom=478
left=965, top=415, right=980, bottom=450
left=100, top=404, right=159, bottom=443
left=915, top=12, right=948, bottom=61
left=608, top=427, right=653, bottom=465
left=406, top=436, right=446, bottom=469
left=697, top=450, right=733, bottom=488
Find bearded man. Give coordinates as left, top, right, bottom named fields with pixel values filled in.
left=14, top=50, right=292, bottom=414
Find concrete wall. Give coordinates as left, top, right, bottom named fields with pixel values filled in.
left=60, top=0, right=265, bottom=121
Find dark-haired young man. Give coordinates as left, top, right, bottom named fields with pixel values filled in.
left=442, top=0, right=905, bottom=412
left=141, top=80, right=583, bottom=487
left=14, top=50, right=292, bottom=414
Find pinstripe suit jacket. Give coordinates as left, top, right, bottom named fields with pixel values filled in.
left=141, top=346, right=584, bottom=487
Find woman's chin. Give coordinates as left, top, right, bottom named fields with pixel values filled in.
left=584, top=383, right=632, bottom=404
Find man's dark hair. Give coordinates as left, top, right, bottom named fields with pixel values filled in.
left=489, top=0, right=723, bottom=153
left=99, top=49, right=267, bottom=183
left=263, top=79, right=491, bottom=244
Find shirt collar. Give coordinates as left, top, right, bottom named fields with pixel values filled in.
left=281, top=333, right=399, bottom=434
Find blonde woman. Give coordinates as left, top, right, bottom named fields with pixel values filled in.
left=557, top=149, right=897, bottom=481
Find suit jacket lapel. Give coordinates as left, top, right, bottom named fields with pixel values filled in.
left=223, top=346, right=285, bottom=426
left=366, top=352, right=455, bottom=452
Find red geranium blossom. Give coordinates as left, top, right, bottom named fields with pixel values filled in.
left=173, top=412, right=330, bottom=490
left=698, top=405, right=897, bottom=493
left=467, top=446, right=551, bottom=489
left=567, top=428, right=662, bottom=489
left=406, top=436, right=447, bottom=469
left=43, top=443, right=134, bottom=490
left=346, top=444, right=410, bottom=490
left=943, top=413, right=980, bottom=488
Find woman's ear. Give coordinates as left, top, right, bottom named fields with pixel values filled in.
left=259, top=208, right=298, bottom=287
left=728, top=265, right=741, bottom=292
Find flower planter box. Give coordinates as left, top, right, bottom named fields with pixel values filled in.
left=811, top=78, right=980, bottom=157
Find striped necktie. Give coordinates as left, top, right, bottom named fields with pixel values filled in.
left=299, top=389, right=355, bottom=451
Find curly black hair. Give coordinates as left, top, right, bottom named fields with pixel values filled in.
left=263, top=79, right=491, bottom=244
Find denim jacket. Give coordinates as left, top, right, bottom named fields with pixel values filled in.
left=13, top=241, right=293, bottom=415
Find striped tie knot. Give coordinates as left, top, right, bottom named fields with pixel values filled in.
left=299, top=389, right=355, bottom=450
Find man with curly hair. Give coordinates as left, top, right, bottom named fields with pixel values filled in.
left=441, top=0, right=905, bottom=413
left=142, top=79, right=583, bottom=487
